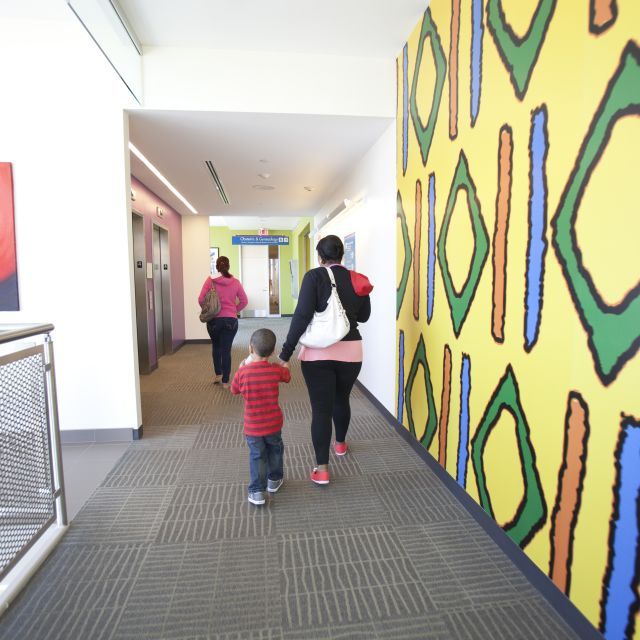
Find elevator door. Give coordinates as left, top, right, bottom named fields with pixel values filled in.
left=132, top=213, right=150, bottom=373
left=153, top=225, right=173, bottom=358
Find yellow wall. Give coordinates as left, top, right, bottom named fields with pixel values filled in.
left=397, top=3, right=639, bottom=637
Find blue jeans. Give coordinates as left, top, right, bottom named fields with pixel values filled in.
left=245, top=432, right=284, bottom=493
left=206, top=317, right=238, bottom=383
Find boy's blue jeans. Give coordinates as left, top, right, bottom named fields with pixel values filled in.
left=245, top=432, right=284, bottom=493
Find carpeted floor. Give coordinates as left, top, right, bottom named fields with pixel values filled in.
left=0, top=319, right=577, bottom=639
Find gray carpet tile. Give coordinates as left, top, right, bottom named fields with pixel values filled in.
left=102, top=449, right=188, bottom=487
left=64, top=486, right=174, bottom=544
left=0, top=319, right=579, bottom=640
left=372, top=469, right=472, bottom=525
left=442, top=598, right=577, bottom=639
left=281, top=443, right=364, bottom=480
left=133, top=424, right=202, bottom=450
left=157, top=484, right=274, bottom=542
left=193, top=422, right=245, bottom=449
left=271, top=476, right=391, bottom=533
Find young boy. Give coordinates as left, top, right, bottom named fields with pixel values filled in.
left=230, top=328, right=291, bottom=505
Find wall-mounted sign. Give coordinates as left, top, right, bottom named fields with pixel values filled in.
left=258, top=228, right=269, bottom=236
left=232, top=235, right=289, bottom=245
left=343, top=232, right=356, bottom=271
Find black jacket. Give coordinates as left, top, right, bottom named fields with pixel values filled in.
left=279, top=265, right=371, bottom=362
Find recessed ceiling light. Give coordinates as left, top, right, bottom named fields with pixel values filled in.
left=304, top=186, right=315, bottom=192
left=252, top=184, right=275, bottom=191
left=258, top=173, right=271, bottom=179
left=129, top=142, right=198, bottom=214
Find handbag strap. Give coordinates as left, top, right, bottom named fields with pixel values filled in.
left=324, top=266, right=338, bottom=288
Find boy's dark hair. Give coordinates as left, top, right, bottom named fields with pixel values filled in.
left=316, top=235, right=344, bottom=263
left=250, top=328, right=277, bottom=357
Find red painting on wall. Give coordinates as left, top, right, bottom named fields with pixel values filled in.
left=0, top=163, right=19, bottom=311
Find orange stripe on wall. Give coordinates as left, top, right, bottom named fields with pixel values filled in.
left=591, top=0, right=617, bottom=31
left=439, top=345, right=452, bottom=467
left=449, top=0, right=461, bottom=139
left=413, top=180, right=422, bottom=320
left=492, top=126, right=512, bottom=343
left=549, top=392, right=590, bottom=594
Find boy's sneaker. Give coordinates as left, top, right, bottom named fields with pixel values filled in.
left=248, top=491, right=266, bottom=505
left=311, top=468, right=330, bottom=485
left=334, top=441, right=348, bottom=456
left=267, top=478, right=283, bottom=493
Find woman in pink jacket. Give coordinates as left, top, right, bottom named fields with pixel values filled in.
left=198, top=256, right=248, bottom=387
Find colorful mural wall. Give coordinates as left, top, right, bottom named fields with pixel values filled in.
left=396, top=2, right=639, bottom=638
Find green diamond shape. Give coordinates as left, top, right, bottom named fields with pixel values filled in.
left=486, top=0, right=556, bottom=100
left=437, top=151, right=489, bottom=337
left=471, top=365, right=547, bottom=548
left=397, top=191, right=412, bottom=319
left=404, top=334, right=438, bottom=448
left=551, top=42, right=640, bottom=386
left=410, top=8, right=447, bottom=166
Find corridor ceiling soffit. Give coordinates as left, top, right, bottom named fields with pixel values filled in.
left=117, top=0, right=427, bottom=58
left=128, top=109, right=391, bottom=217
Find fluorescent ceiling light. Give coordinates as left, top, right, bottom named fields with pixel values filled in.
left=129, top=142, right=198, bottom=214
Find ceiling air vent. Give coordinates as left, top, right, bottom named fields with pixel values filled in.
left=205, top=161, right=230, bottom=205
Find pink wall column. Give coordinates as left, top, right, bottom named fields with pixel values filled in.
left=131, top=176, right=185, bottom=367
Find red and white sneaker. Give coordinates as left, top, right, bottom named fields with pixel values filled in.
left=334, top=441, right=348, bottom=456
left=311, top=468, right=330, bottom=485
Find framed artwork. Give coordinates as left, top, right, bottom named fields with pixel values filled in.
left=0, top=163, right=19, bottom=311
left=209, top=247, right=219, bottom=276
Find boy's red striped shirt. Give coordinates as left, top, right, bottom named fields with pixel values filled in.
left=230, top=360, right=291, bottom=436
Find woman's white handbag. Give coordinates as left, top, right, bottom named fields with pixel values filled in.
left=299, top=267, right=350, bottom=348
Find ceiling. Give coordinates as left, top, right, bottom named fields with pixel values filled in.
left=117, top=0, right=426, bottom=58
left=123, top=0, right=426, bottom=221
left=128, top=110, right=392, bottom=218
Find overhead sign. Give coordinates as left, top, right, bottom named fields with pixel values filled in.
left=232, top=235, right=289, bottom=245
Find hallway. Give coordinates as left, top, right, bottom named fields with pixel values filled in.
left=0, top=319, right=577, bottom=639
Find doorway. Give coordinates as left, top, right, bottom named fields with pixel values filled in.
left=152, top=224, right=173, bottom=357
left=240, top=245, right=269, bottom=317
left=268, top=245, right=280, bottom=315
left=132, top=212, right=151, bottom=374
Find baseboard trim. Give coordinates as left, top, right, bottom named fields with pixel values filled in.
left=60, top=428, right=140, bottom=444
left=170, top=341, right=186, bottom=354
left=354, top=380, right=601, bottom=640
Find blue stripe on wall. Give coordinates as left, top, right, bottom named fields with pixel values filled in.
left=457, top=354, right=471, bottom=487
left=470, top=0, right=483, bottom=126
left=427, top=172, right=436, bottom=323
left=397, top=330, right=405, bottom=423
left=602, top=419, right=640, bottom=640
left=525, top=106, right=549, bottom=351
left=403, top=44, right=409, bottom=175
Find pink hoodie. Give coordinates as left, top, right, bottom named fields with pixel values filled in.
left=198, top=276, right=248, bottom=318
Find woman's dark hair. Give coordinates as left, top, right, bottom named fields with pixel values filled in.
left=216, top=256, right=232, bottom=278
left=316, top=235, right=344, bottom=263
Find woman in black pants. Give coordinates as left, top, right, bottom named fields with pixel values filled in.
left=279, top=235, right=372, bottom=484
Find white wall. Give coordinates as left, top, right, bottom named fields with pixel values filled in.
left=182, top=216, right=211, bottom=340
left=315, top=123, right=396, bottom=412
left=143, top=48, right=395, bottom=118
left=0, top=4, right=139, bottom=434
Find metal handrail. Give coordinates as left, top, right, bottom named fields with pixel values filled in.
left=0, top=323, right=55, bottom=345
left=0, top=323, right=68, bottom=615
